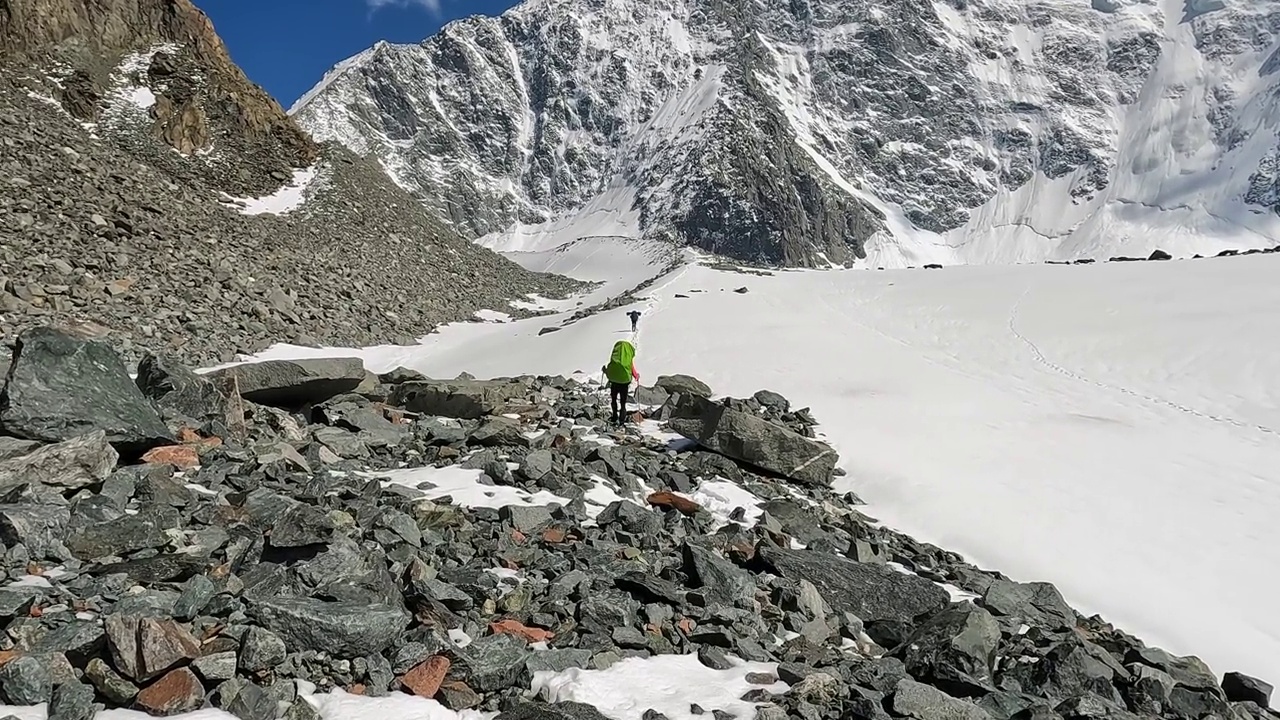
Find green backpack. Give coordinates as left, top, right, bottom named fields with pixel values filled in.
left=605, top=340, right=635, bottom=384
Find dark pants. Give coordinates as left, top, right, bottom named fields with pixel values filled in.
left=610, top=382, right=630, bottom=423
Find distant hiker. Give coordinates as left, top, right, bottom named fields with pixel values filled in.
left=602, top=339, right=640, bottom=425
left=627, top=310, right=641, bottom=332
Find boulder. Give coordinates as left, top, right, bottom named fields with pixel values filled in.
left=0, top=503, right=71, bottom=559
left=668, top=396, right=837, bottom=486
left=66, top=513, right=173, bottom=560
left=389, top=377, right=530, bottom=419
left=0, top=431, right=118, bottom=492
left=0, top=327, right=171, bottom=454
left=757, top=546, right=949, bottom=624
left=1221, top=671, right=1272, bottom=706
left=135, top=352, right=231, bottom=424
left=655, top=374, right=712, bottom=398
left=682, top=542, right=756, bottom=607
left=892, top=603, right=1001, bottom=694
left=980, top=579, right=1076, bottom=632
left=246, top=596, right=409, bottom=656
left=206, top=358, right=366, bottom=408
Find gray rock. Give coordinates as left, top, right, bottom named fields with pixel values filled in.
left=980, top=579, right=1076, bottom=632
left=207, top=358, right=366, bottom=408
left=173, top=575, right=216, bottom=620
left=499, top=504, right=554, bottom=531
left=84, top=657, right=138, bottom=704
left=892, top=603, right=1000, bottom=694
left=519, top=449, right=555, bottom=482
left=239, top=627, right=287, bottom=672
left=752, top=390, right=790, bottom=413
left=1222, top=671, right=1272, bottom=706
left=191, top=651, right=239, bottom=682
left=1125, top=646, right=1218, bottom=691
left=0, top=327, right=171, bottom=454
left=891, top=679, right=992, bottom=720
left=269, top=502, right=335, bottom=548
left=452, top=633, right=530, bottom=692
left=135, top=352, right=230, bottom=424
left=655, top=375, right=713, bottom=398
left=0, top=504, right=71, bottom=559
left=469, top=416, right=529, bottom=447
left=48, top=680, right=95, bottom=720
left=0, top=655, right=51, bottom=705
left=758, top=547, right=948, bottom=624
left=0, top=437, right=41, bottom=462
left=66, top=513, right=171, bottom=560
left=0, top=431, right=118, bottom=493
left=525, top=649, right=594, bottom=674
left=32, top=620, right=105, bottom=665
left=247, top=596, right=409, bottom=656
left=496, top=702, right=614, bottom=720
left=388, top=378, right=529, bottom=419
left=312, top=426, right=368, bottom=459
left=668, top=397, right=837, bottom=486
left=213, top=678, right=277, bottom=720
left=0, top=587, right=41, bottom=620
left=682, top=543, right=756, bottom=607
left=790, top=672, right=844, bottom=706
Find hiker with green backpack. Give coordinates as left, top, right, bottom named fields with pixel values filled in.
left=602, top=339, right=640, bottom=426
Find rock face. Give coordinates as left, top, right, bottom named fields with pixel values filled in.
left=291, top=0, right=1280, bottom=266
left=0, top=0, right=314, bottom=192
left=0, top=327, right=171, bottom=453
left=0, top=331, right=1268, bottom=720
left=668, top=396, right=837, bottom=486
left=0, top=0, right=577, bottom=368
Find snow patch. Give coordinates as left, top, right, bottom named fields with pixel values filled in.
left=220, top=166, right=320, bottom=216
left=530, top=653, right=788, bottom=720
left=366, top=465, right=568, bottom=509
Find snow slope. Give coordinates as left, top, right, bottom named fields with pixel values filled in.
left=222, top=255, right=1280, bottom=684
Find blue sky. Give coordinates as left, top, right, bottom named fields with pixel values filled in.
left=193, top=0, right=519, bottom=108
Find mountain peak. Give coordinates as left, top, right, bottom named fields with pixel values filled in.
left=292, top=0, right=1280, bottom=267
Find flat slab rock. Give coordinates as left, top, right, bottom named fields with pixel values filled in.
left=0, top=327, right=171, bottom=454
left=757, top=546, right=949, bottom=624
left=206, top=358, right=366, bottom=408
left=668, top=396, right=837, bottom=486
left=246, top=596, right=409, bottom=656
left=388, top=377, right=531, bottom=419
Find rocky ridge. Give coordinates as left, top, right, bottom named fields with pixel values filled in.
left=0, top=0, right=579, bottom=369
left=0, top=324, right=1272, bottom=720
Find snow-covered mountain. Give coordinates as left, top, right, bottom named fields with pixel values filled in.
left=291, top=0, right=1280, bottom=267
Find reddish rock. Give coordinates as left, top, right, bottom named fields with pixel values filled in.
left=647, top=491, right=702, bottom=517
left=135, top=668, right=203, bottom=716
left=541, top=527, right=567, bottom=544
left=677, top=618, right=695, bottom=634
left=348, top=684, right=366, bottom=695
left=510, top=529, right=527, bottom=543
left=142, top=445, right=200, bottom=469
left=401, top=656, right=450, bottom=698
left=489, top=619, right=554, bottom=644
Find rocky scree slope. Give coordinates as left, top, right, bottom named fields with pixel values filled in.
left=293, top=0, right=1280, bottom=267
left=0, top=0, right=576, bottom=369
left=0, top=324, right=1272, bottom=720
